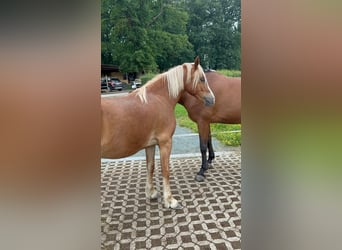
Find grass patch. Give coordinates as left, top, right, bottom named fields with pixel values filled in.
left=175, top=104, right=241, bottom=146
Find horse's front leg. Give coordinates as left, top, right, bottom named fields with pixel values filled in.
left=159, top=139, right=180, bottom=209
left=195, top=122, right=210, bottom=182
left=145, top=145, right=158, bottom=199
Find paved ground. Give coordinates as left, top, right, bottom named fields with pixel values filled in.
left=101, top=150, right=241, bottom=249
left=101, top=92, right=241, bottom=249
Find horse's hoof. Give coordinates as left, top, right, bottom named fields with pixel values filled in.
left=146, top=189, right=158, bottom=200
left=165, top=198, right=180, bottom=209
left=195, top=174, right=205, bottom=182
left=150, top=190, right=158, bottom=200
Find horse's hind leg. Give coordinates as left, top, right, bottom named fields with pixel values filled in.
left=195, top=122, right=210, bottom=182
left=207, top=129, right=215, bottom=166
left=145, top=146, right=158, bottom=199
left=159, top=139, right=179, bottom=209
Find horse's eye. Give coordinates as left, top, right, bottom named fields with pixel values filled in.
left=200, top=77, right=205, bottom=82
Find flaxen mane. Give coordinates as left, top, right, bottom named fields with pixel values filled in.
left=136, top=63, right=206, bottom=104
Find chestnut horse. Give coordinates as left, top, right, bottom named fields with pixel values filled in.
left=178, top=70, right=241, bottom=182
left=101, top=57, right=215, bottom=208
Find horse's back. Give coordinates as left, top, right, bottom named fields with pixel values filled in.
left=204, top=72, right=240, bottom=123
left=206, top=72, right=241, bottom=102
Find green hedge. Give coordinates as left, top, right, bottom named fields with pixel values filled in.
left=217, top=69, right=241, bottom=77
left=140, top=73, right=157, bottom=85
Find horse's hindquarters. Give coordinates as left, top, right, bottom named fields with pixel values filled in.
left=101, top=97, right=160, bottom=159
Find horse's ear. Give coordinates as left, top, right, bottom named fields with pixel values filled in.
left=194, top=56, right=200, bottom=70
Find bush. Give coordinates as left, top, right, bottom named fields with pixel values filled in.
left=217, top=69, right=241, bottom=77
left=140, top=73, right=157, bottom=85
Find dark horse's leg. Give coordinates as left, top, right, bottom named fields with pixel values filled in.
left=195, top=122, right=210, bottom=182
left=207, top=129, right=215, bottom=166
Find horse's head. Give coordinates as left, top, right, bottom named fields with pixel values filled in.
left=184, top=56, right=215, bottom=106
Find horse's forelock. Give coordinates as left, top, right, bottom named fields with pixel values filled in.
left=191, top=63, right=205, bottom=89
left=170, top=62, right=205, bottom=92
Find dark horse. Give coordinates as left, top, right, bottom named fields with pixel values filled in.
left=178, top=70, right=241, bottom=182
left=101, top=57, right=215, bottom=208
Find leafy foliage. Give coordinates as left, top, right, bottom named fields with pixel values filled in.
left=102, top=0, right=241, bottom=73
left=185, top=0, right=241, bottom=70
left=140, top=73, right=156, bottom=85
left=102, top=0, right=195, bottom=73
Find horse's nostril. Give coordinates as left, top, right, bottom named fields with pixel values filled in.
left=204, top=96, right=215, bottom=106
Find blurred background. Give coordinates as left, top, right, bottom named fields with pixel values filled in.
left=1, top=0, right=342, bottom=249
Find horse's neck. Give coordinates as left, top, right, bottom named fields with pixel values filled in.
left=178, top=92, right=194, bottom=109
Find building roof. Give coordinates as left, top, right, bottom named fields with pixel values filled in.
left=101, top=64, right=119, bottom=72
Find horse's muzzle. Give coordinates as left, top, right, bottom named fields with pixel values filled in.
left=204, top=95, right=215, bottom=106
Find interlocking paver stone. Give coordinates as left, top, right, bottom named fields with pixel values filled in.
left=101, top=152, right=241, bottom=250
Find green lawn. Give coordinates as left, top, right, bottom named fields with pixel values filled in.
left=174, top=104, right=241, bottom=146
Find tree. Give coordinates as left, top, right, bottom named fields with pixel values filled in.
left=148, top=3, right=195, bottom=70
left=102, top=0, right=157, bottom=73
left=101, top=0, right=195, bottom=73
left=101, top=0, right=115, bottom=65
left=185, top=0, right=241, bottom=70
